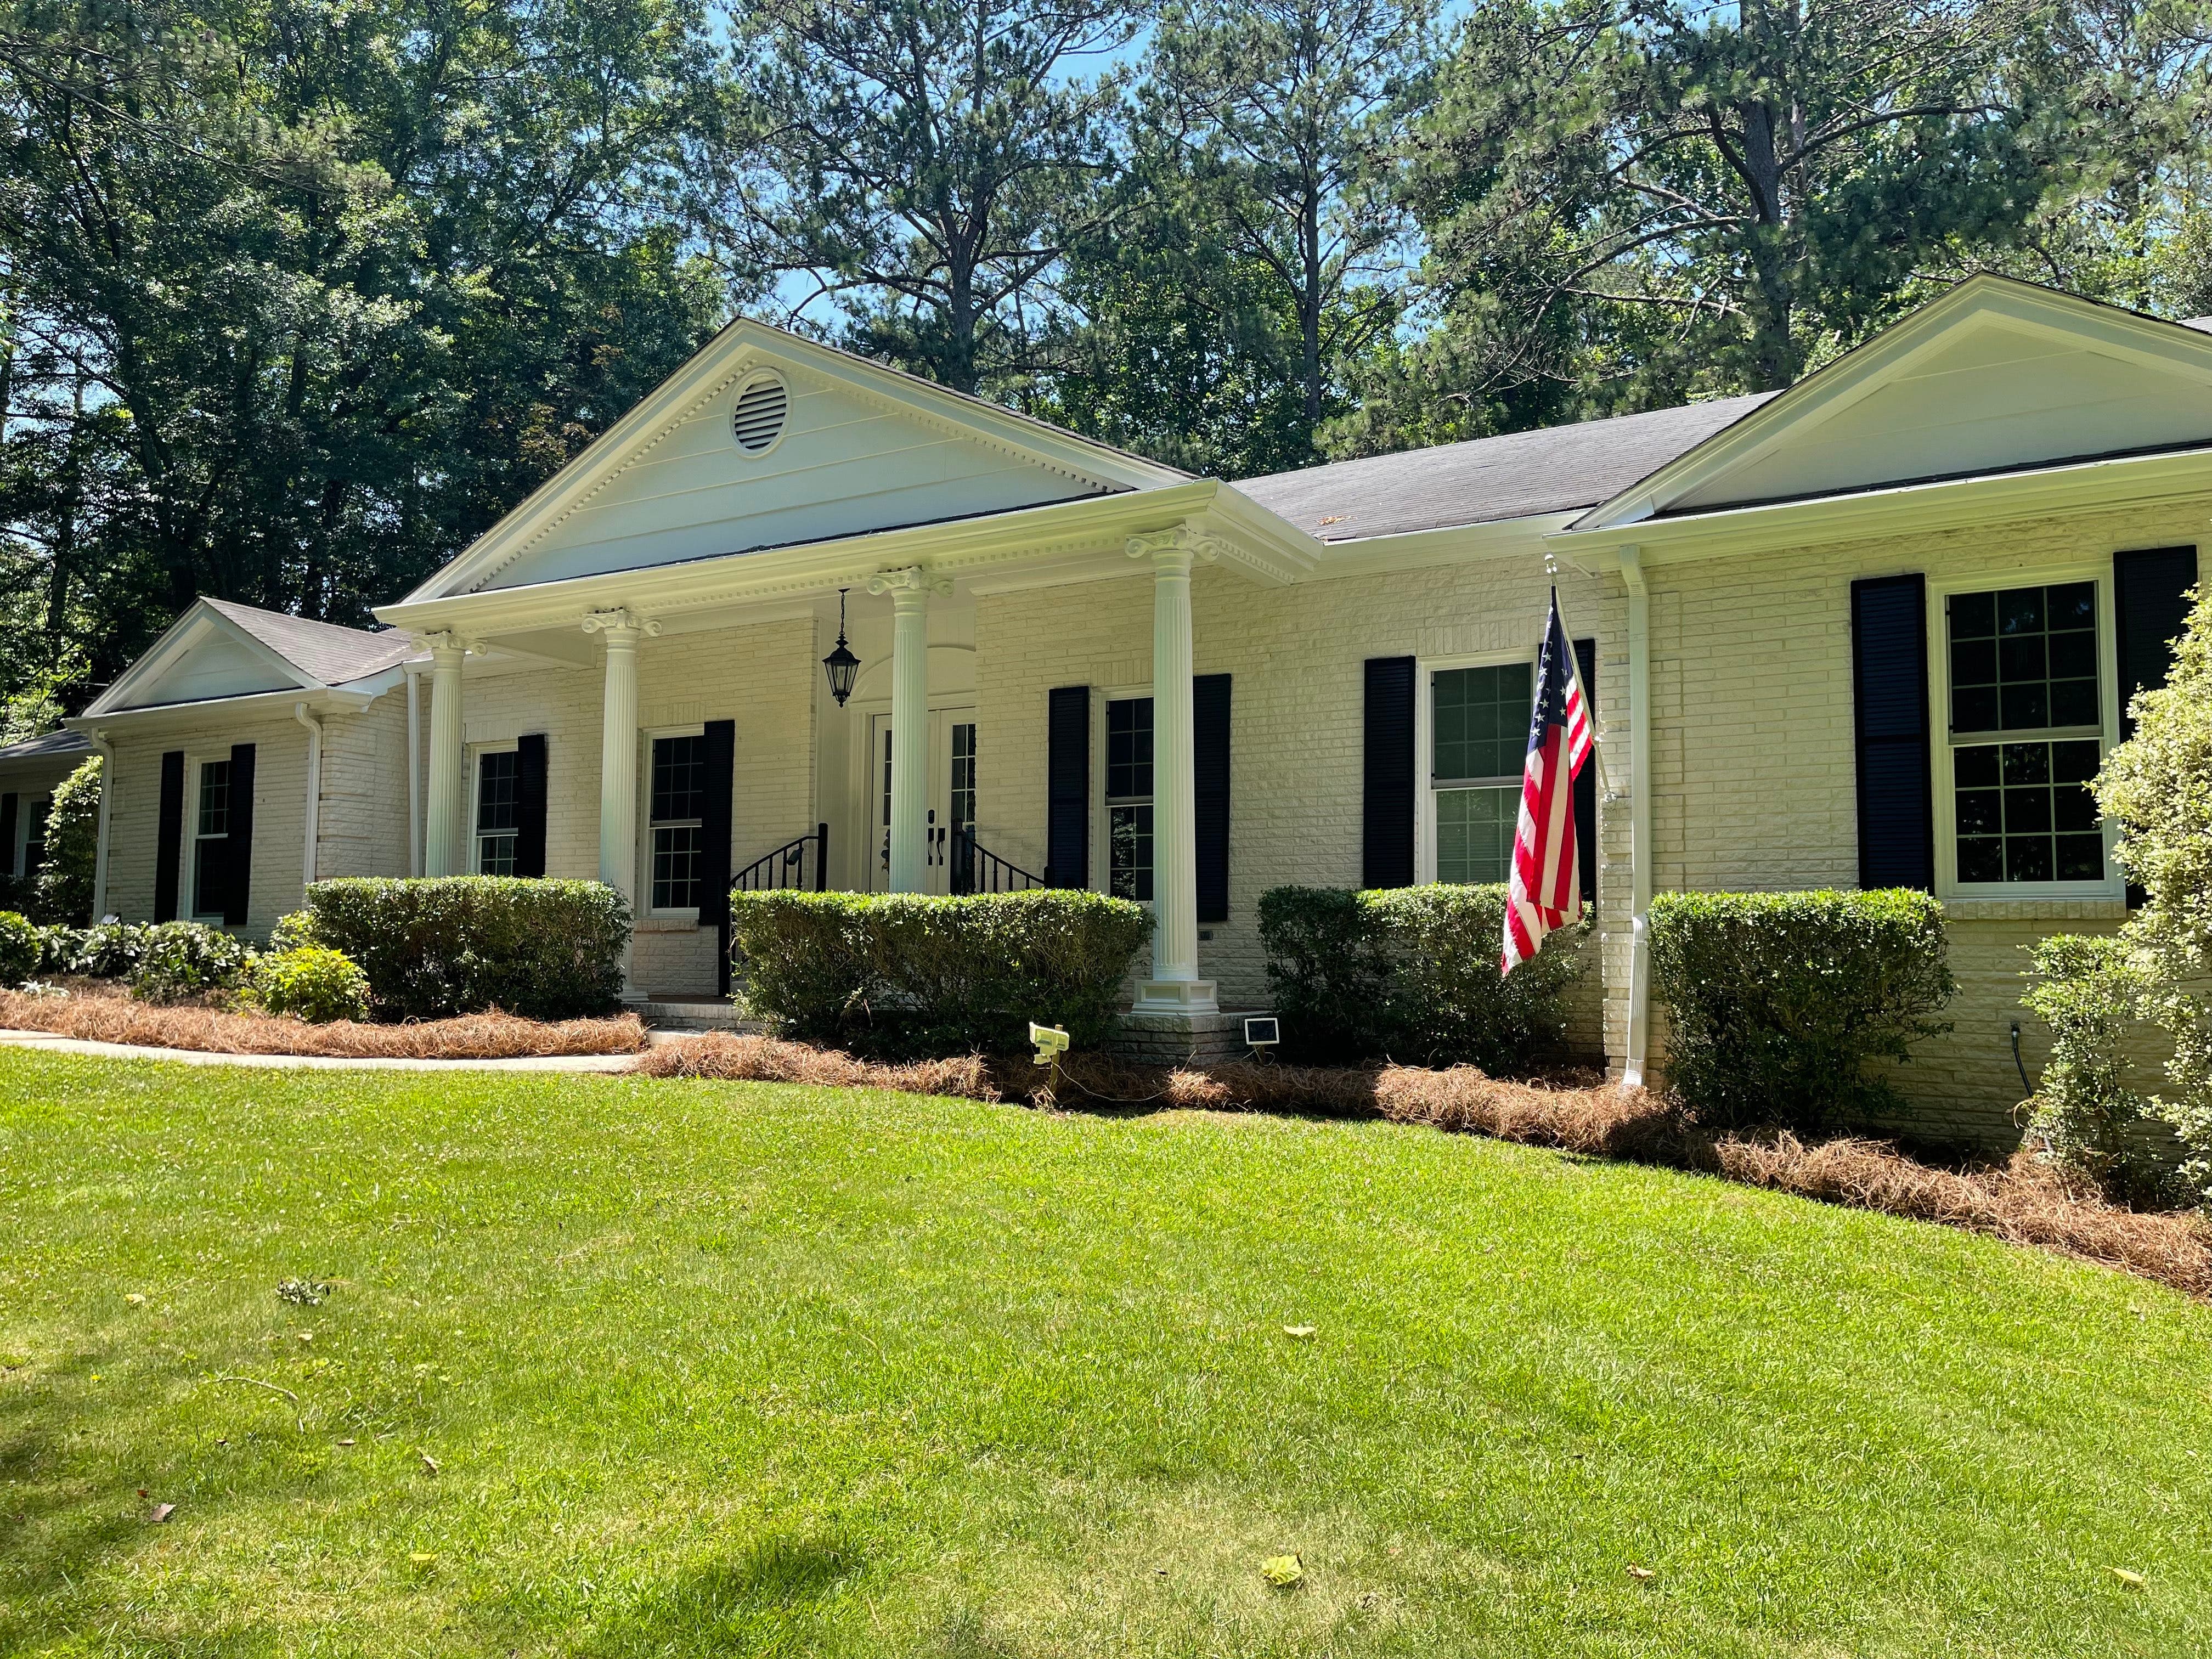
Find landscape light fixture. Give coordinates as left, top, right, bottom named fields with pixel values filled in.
left=822, top=587, right=860, bottom=707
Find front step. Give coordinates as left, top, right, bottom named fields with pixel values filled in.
left=631, top=998, right=757, bottom=1032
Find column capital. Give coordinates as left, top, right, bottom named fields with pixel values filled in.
left=1126, top=522, right=1224, bottom=571
left=417, top=629, right=484, bottom=659
left=867, top=565, right=953, bottom=602
left=581, top=607, right=661, bottom=642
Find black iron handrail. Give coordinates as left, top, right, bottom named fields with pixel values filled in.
left=734, top=822, right=828, bottom=894
left=950, top=827, right=1044, bottom=894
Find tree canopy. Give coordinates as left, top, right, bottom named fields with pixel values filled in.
left=5, top=0, right=2211, bottom=726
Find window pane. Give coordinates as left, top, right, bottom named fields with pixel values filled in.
left=192, top=839, right=225, bottom=917
left=951, top=723, right=977, bottom=839
left=1953, top=738, right=2104, bottom=887
left=1107, top=698, right=1153, bottom=802
left=1433, top=664, right=1532, bottom=781
left=652, top=824, right=702, bottom=909
left=1108, top=802, right=1152, bottom=900
left=477, top=833, right=517, bottom=877
left=476, top=751, right=519, bottom=834
left=197, top=761, right=230, bottom=838
left=1436, top=786, right=1517, bottom=885
left=651, top=736, right=704, bottom=824
left=1948, top=583, right=2100, bottom=734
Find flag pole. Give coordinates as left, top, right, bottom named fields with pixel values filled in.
left=1543, top=563, right=1613, bottom=796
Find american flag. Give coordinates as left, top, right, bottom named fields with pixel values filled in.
left=1503, top=592, right=1594, bottom=975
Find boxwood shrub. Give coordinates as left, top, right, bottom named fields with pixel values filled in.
left=1257, top=884, right=1587, bottom=1071
left=250, top=945, right=373, bottom=1024
left=1647, top=888, right=1956, bottom=1131
left=0, top=910, right=37, bottom=988
left=729, top=888, right=1152, bottom=1057
left=290, top=877, right=630, bottom=1020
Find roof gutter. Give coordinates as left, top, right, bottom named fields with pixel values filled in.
left=294, top=702, right=324, bottom=888
left=1619, top=543, right=1652, bottom=1093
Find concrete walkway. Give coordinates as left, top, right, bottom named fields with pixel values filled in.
left=0, top=1026, right=658, bottom=1073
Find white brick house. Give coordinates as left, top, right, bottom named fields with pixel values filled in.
left=67, top=275, right=2211, bottom=1136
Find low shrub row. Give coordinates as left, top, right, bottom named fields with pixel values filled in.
left=1257, top=883, right=1586, bottom=1072
left=730, top=888, right=1151, bottom=1056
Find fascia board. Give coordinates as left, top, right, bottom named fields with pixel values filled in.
left=406, top=321, right=1186, bottom=605
left=377, top=481, right=1236, bottom=636
left=1546, top=445, right=2212, bottom=568
left=82, top=602, right=321, bottom=716
left=1303, top=511, right=1574, bottom=579
left=66, top=685, right=381, bottom=733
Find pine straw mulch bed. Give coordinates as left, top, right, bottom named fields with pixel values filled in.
left=0, top=988, right=646, bottom=1060
left=641, top=1033, right=2212, bottom=1301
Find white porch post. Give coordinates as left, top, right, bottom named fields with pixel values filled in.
left=423, top=632, right=471, bottom=877
left=1128, top=524, right=1217, bottom=1013
left=583, top=609, right=658, bottom=910
left=868, top=566, right=943, bottom=894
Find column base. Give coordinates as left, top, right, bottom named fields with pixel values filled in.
left=1131, top=978, right=1218, bottom=1014
left=1108, top=1007, right=1260, bottom=1066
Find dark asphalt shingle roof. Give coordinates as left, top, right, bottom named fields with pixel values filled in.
left=0, top=728, right=92, bottom=763
left=202, top=598, right=419, bottom=686
left=1234, top=392, right=1778, bottom=542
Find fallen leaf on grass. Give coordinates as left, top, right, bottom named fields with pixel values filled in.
left=1260, top=1554, right=1303, bottom=1587
left=2108, top=1567, right=2146, bottom=1588
left=1626, top=1565, right=1656, bottom=1581
left=408, top=1552, right=437, bottom=1568
left=417, top=1449, right=439, bottom=1475
left=149, top=1503, right=174, bottom=1523
left=1282, top=1325, right=1316, bottom=1340
left=125, top=1293, right=145, bottom=1306
left=336, top=1438, right=357, bottom=1447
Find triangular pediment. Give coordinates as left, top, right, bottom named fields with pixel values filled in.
left=1581, top=277, right=2212, bottom=528
left=87, top=602, right=319, bottom=714
left=413, top=322, right=1187, bottom=600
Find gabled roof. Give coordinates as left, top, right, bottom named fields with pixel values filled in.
left=1571, top=274, right=2212, bottom=532
left=81, top=598, right=416, bottom=718
left=1234, top=394, right=1775, bottom=541
left=406, top=317, right=1192, bottom=603
left=0, top=728, right=91, bottom=763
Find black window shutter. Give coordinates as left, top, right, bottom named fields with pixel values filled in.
left=224, top=742, right=256, bottom=926
left=1850, top=575, right=1933, bottom=891
left=1572, top=638, right=1599, bottom=909
left=1046, top=685, right=1090, bottom=888
left=698, top=719, right=736, bottom=996
left=2113, top=545, right=2198, bottom=737
left=155, top=750, right=185, bottom=922
left=1363, top=656, right=1416, bottom=889
left=0, top=793, right=15, bottom=879
left=514, top=733, right=549, bottom=878
left=1194, top=673, right=1232, bottom=923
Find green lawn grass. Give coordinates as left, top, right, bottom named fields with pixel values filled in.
left=1, top=1047, right=2206, bottom=1657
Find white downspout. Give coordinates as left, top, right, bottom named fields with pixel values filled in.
left=404, top=663, right=423, bottom=877
left=294, top=702, right=324, bottom=891
left=88, top=729, right=115, bottom=922
left=1620, top=543, right=1652, bottom=1091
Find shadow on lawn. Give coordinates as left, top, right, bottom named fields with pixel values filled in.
left=0, top=1342, right=158, bottom=1625
left=578, top=1530, right=865, bottom=1655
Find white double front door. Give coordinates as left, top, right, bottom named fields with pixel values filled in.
left=866, top=707, right=976, bottom=893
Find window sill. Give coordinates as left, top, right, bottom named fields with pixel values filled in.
left=1940, top=897, right=2127, bottom=922
left=636, top=915, right=703, bottom=933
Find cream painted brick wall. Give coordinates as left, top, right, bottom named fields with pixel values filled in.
left=1641, top=493, right=2212, bottom=1139
left=976, top=555, right=1626, bottom=1055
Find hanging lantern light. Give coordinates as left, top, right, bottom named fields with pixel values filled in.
left=821, top=587, right=860, bottom=707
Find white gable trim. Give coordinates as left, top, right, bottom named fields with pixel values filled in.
left=83, top=600, right=324, bottom=716
left=407, top=320, right=1189, bottom=603
left=1575, top=275, right=2212, bottom=532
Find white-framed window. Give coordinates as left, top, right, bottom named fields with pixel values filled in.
left=1418, top=654, right=1532, bottom=885
left=646, top=729, right=706, bottom=914
left=1104, top=695, right=1153, bottom=901
left=190, top=758, right=232, bottom=919
left=1933, top=569, right=2119, bottom=898
left=473, top=747, right=519, bottom=876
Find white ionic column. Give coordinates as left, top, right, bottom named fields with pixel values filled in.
left=583, top=610, right=659, bottom=914
left=422, top=632, right=471, bottom=877
left=868, top=566, right=945, bottom=894
left=1128, top=526, right=1218, bottom=1013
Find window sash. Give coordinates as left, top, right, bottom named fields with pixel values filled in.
left=1434, top=785, right=1518, bottom=886
left=648, top=734, right=706, bottom=910
left=191, top=761, right=231, bottom=917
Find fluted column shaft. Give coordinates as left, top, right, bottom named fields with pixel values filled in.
left=1127, top=527, right=1217, bottom=1013
left=870, top=567, right=938, bottom=894
left=424, top=635, right=469, bottom=877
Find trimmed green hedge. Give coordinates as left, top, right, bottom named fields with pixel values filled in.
left=250, top=945, right=372, bottom=1024
left=287, top=878, right=630, bottom=1020
left=1257, top=884, right=1587, bottom=1071
left=128, top=921, right=257, bottom=1004
left=1648, top=888, right=1956, bottom=1131
left=730, top=888, right=1152, bottom=1057
left=0, top=911, right=37, bottom=988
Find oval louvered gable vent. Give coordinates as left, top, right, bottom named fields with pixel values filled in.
left=731, top=374, right=789, bottom=455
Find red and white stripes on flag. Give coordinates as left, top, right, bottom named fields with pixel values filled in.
left=1503, top=593, right=1594, bottom=975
